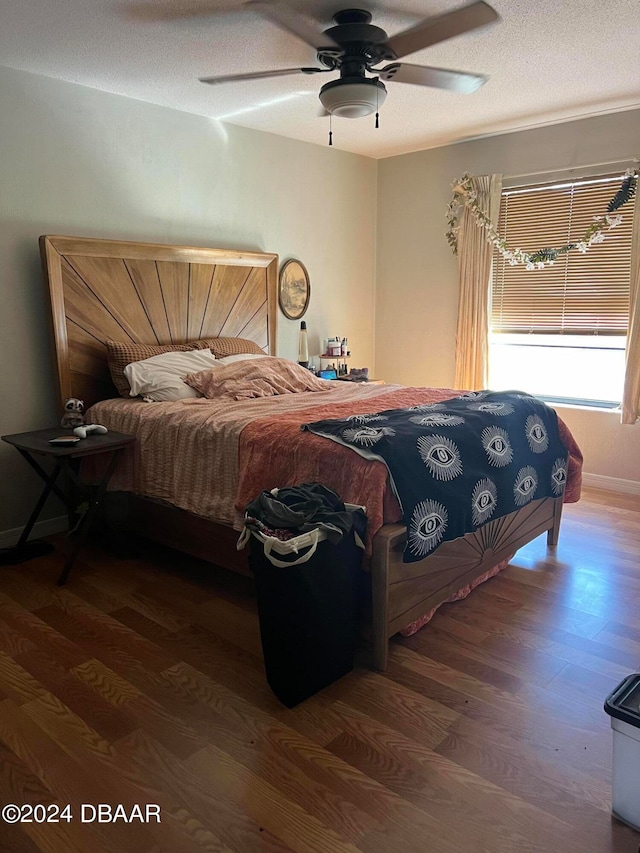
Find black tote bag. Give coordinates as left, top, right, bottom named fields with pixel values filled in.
left=248, top=522, right=364, bottom=707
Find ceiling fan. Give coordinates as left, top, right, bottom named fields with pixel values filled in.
left=197, top=1, right=500, bottom=123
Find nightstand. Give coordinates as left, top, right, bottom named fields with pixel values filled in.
left=1, top=427, right=135, bottom=584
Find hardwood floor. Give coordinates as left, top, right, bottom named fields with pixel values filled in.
left=0, top=486, right=638, bottom=852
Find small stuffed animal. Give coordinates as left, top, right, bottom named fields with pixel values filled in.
left=61, top=397, right=85, bottom=429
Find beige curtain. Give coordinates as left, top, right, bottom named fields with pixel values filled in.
left=454, top=174, right=502, bottom=390
left=621, top=188, right=640, bottom=424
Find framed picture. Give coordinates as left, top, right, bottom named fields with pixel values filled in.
left=278, top=259, right=310, bottom=320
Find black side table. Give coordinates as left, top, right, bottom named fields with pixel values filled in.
left=1, top=427, right=135, bottom=585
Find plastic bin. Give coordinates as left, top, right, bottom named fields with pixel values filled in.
left=604, top=673, right=640, bottom=831
left=238, top=492, right=366, bottom=708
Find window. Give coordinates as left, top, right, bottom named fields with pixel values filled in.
left=489, top=173, right=634, bottom=408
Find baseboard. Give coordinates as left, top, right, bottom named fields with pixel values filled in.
left=0, top=516, right=67, bottom=549
left=582, top=473, right=640, bottom=496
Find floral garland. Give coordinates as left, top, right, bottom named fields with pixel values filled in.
left=446, top=166, right=638, bottom=270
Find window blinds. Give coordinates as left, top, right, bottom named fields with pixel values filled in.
left=492, top=174, right=634, bottom=335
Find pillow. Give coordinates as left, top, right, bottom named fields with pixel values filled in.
left=191, top=337, right=266, bottom=359
left=124, top=349, right=220, bottom=402
left=106, top=340, right=197, bottom=397
left=185, top=356, right=327, bottom=400
left=217, top=353, right=268, bottom=365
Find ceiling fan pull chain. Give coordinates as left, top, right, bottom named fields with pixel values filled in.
left=375, top=78, right=380, bottom=128
left=329, top=112, right=333, bottom=146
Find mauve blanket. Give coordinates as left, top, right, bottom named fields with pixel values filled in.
left=87, top=382, right=403, bottom=528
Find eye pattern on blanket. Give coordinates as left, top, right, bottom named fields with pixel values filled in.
left=302, top=390, right=569, bottom=563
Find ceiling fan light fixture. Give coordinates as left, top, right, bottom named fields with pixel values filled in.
left=319, top=77, right=387, bottom=119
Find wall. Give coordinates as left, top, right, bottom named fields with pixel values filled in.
left=376, top=109, right=640, bottom=484
left=0, top=65, right=378, bottom=538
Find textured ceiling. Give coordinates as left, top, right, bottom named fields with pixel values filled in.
left=1, top=0, right=639, bottom=158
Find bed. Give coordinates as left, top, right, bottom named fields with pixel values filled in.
left=40, top=235, right=582, bottom=671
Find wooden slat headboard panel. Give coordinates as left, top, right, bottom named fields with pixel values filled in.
left=40, top=236, right=278, bottom=407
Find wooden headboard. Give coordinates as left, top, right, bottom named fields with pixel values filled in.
left=40, top=236, right=278, bottom=407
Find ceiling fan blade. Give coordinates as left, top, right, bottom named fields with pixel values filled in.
left=385, top=1, right=499, bottom=59
left=380, top=63, right=488, bottom=93
left=246, top=1, right=338, bottom=49
left=199, top=67, right=327, bottom=85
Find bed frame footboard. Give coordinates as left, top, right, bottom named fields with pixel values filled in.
left=370, top=495, right=563, bottom=671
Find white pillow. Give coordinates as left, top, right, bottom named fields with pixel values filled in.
left=217, top=353, right=268, bottom=365
left=124, top=348, right=221, bottom=401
